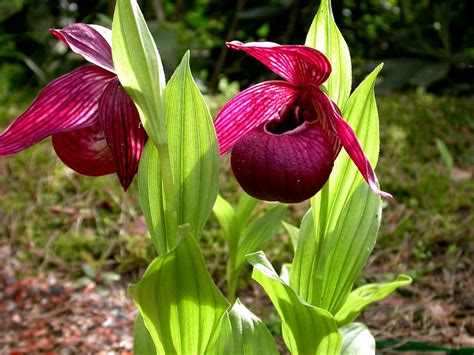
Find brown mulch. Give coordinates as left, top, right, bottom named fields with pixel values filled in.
left=360, top=260, right=474, bottom=349
left=0, top=245, right=135, bottom=354
left=1, top=242, right=473, bottom=353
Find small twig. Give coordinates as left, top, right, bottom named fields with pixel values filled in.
left=39, top=233, right=59, bottom=272
left=25, top=306, right=71, bottom=321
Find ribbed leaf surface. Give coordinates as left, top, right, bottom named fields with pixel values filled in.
left=138, top=52, right=219, bottom=252
left=292, top=66, right=384, bottom=314
left=138, top=141, right=166, bottom=253
left=305, top=0, right=352, bottom=108
left=133, top=313, right=156, bottom=355
left=112, top=0, right=166, bottom=144
left=335, top=275, right=412, bottom=327
left=211, top=300, right=279, bottom=354
left=129, top=235, right=229, bottom=354
left=247, top=252, right=341, bottom=354
left=166, top=52, right=220, bottom=239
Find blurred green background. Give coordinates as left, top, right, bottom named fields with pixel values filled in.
left=0, top=0, right=473, bottom=347
left=1, top=0, right=473, bottom=94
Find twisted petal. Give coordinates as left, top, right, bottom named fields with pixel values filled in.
left=99, top=78, right=147, bottom=190
left=0, top=65, right=115, bottom=156
left=89, top=24, right=112, bottom=46
left=214, top=81, right=299, bottom=155
left=227, top=41, right=331, bottom=87
left=313, top=90, right=392, bottom=199
left=51, top=23, right=114, bottom=73
left=52, top=122, right=115, bottom=176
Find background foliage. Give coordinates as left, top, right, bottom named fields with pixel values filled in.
left=1, top=0, right=473, bottom=95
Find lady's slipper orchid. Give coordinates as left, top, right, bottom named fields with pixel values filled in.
left=215, top=41, right=392, bottom=203
left=0, top=24, right=146, bottom=190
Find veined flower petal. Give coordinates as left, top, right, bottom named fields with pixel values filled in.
left=0, top=65, right=115, bottom=156
left=227, top=41, right=331, bottom=87
left=333, top=116, right=392, bottom=198
left=51, top=23, right=114, bottom=73
left=99, top=78, right=147, bottom=190
left=89, top=24, right=112, bottom=46
left=214, top=81, right=299, bottom=155
left=314, top=90, right=392, bottom=199
left=52, top=122, right=115, bottom=176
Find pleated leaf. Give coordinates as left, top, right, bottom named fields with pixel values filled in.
left=138, top=52, right=219, bottom=252
left=211, top=299, right=279, bottom=354
left=213, top=193, right=259, bottom=245
left=335, top=275, right=412, bottom=327
left=340, top=323, right=375, bottom=355
left=292, top=65, right=384, bottom=313
left=133, top=313, right=156, bottom=355
left=312, top=64, right=383, bottom=239
left=247, top=252, right=342, bottom=354
left=282, top=221, right=299, bottom=252
left=138, top=141, right=167, bottom=254
left=305, top=0, right=351, bottom=108
left=112, top=0, right=166, bottom=144
left=235, top=205, right=287, bottom=273
left=292, top=184, right=381, bottom=314
left=234, top=193, right=260, bottom=234
left=166, top=52, right=220, bottom=239
left=129, top=234, right=229, bottom=354
left=213, top=194, right=235, bottom=241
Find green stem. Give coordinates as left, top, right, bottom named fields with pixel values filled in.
left=226, top=252, right=238, bottom=303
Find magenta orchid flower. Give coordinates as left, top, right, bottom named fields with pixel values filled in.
left=214, top=41, right=392, bottom=203
left=0, top=24, right=146, bottom=190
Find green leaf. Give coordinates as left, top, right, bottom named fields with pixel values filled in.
left=335, top=275, right=412, bottom=327
left=235, top=205, right=286, bottom=272
left=138, top=53, right=219, bottom=251
left=312, top=64, right=383, bottom=233
left=133, top=313, right=156, bottom=355
left=166, top=52, right=220, bottom=239
left=282, top=221, right=299, bottom=252
left=214, top=192, right=259, bottom=249
left=138, top=141, right=167, bottom=254
left=112, top=0, right=166, bottom=145
left=247, top=252, right=342, bottom=354
left=435, top=138, right=453, bottom=176
left=340, top=323, right=375, bottom=355
left=100, top=271, right=121, bottom=282
left=280, top=263, right=292, bottom=284
left=292, top=184, right=381, bottom=314
left=295, top=66, right=384, bottom=313
left=306, top=0, right=351, bottom=108
left=234, top=193, right=259, bottom=233
left=211, top=299, right=279, bottom=354
left=213, top=194, right=235, bottom=241
left=129, top=234, right=229, bottom=354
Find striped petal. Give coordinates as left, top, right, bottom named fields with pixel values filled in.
left=334, top=116, right=392, bottom=198
left=52, top=122, right=115, bottom=177
left=227, top=41, right=331, bottom=87
left=51, top=23, right=114, bottom=73
left=99, top=78, right=147, bottom=190
left=89, top=25, right=112, bottom=46
left=0, top=65, right=115, bottom=156
left=314, top=90, right=392, bottom=199
left=214, top=81, right=299, bottom=155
